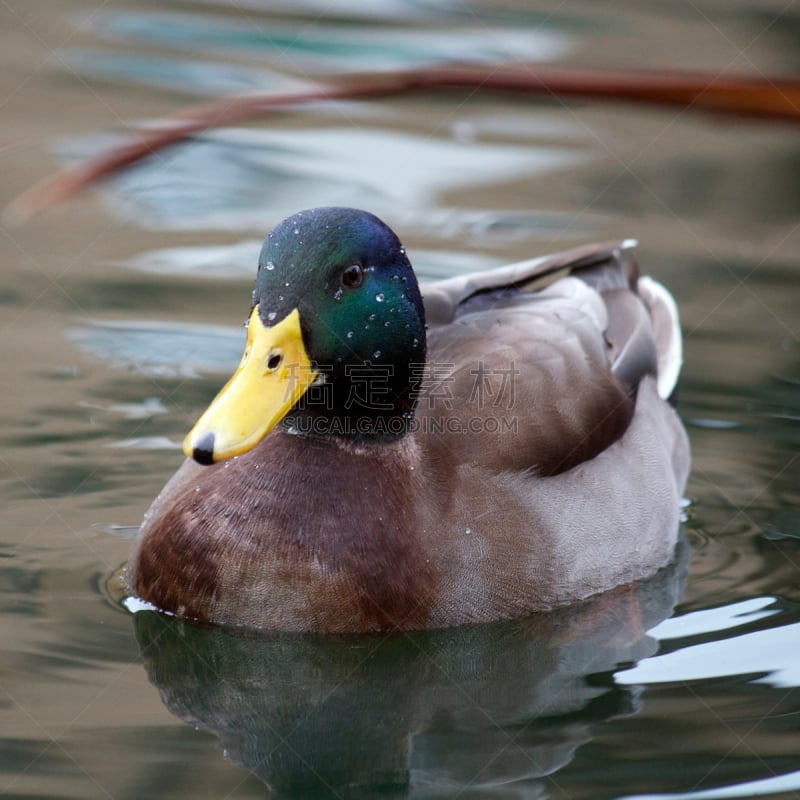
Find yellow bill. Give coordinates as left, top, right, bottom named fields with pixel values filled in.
left=183, top=306, right=318, bottom=464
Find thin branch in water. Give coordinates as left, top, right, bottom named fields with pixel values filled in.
left=6, top=64, right=800, bottom=224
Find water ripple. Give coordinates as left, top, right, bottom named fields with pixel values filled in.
left=61, top=127, right=587, bottom=232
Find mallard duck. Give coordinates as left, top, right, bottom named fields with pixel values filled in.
left=127, top=207, right=690, bottom=633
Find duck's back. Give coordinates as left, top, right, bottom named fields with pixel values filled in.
left=421, top=275, right=633, bottom=475
left=418, top=242, right=674, bottom=476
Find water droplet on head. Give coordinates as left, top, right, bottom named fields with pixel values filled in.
left=265, top=261, right=275, bottom=271
left=373, top=350, right=381, bottom=359
left=267, top=311, right=277, bottom=322
left=369, top=313, right=376, bottom=321
left=375, top=293, right=385, bottom=302
left=346, top=331, right=354, bottom=339
left=334, top=287, right=344, bottom=302
left=293, top=227, right=299, bottom=235
left=399, top=247, right=406, bottom=255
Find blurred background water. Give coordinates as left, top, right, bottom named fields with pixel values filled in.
left=1, top=1, right=799, bottom=798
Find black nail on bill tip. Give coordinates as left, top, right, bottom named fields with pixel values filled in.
left=192, top=432, right=216, bottom=465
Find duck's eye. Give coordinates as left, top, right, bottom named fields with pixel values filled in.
left=266, top=352, right=283, bottom=371
left=341, top=264, right=364, bottom=288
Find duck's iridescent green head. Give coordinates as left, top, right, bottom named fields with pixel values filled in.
left=184, top=208, right=427, bottom=464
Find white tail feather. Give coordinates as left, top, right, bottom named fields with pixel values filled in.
left=638, top=276, right=682, bottom=399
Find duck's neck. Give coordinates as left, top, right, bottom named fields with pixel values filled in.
left=282, top=362, right=419, bottom=442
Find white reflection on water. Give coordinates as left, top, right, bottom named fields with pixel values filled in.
left=121, top=239, right=263, bottom=279
left=615, top=597, right=799, bottom=688
left=79, top=397, right=168, bottom=420
left=106, top=437, right=181, bottom=450
left=69, top=320, right=243, bottom=376
left=642, top=596, right=779, bottom=639
left=622, top=767, right=800, bottom=800
left=120, top=240, right=501, bottom=282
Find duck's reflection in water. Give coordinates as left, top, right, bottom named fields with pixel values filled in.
left=133, top=539, right=687, bottom=798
